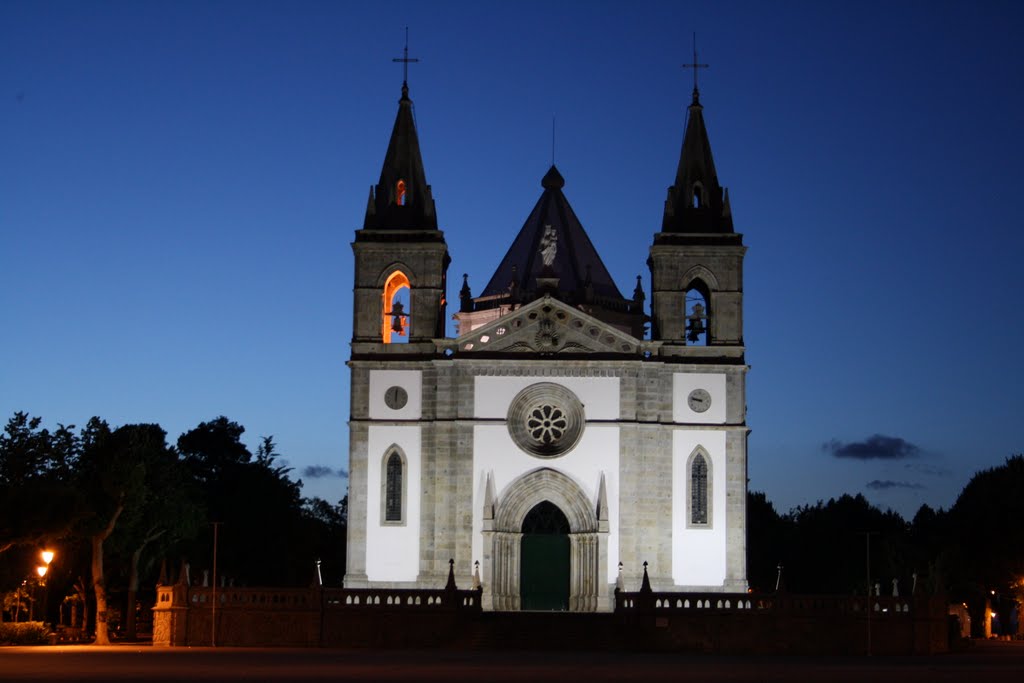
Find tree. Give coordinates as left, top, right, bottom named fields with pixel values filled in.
left=178, top=420, right=313, bottom=586
left=301, top=495, right=348, bottom=585
left=781, top=494, right=909, bottom=594
left=0, top=412, right=81, bottom=559
left=944, top=455, right=1024, bottom=635
left=76, top=420, right=162, bottom=645
left=108, top=429, right=202, bottom=640
left=746, top=491, right=791, bottom=592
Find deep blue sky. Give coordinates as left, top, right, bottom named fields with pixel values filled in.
left=2, top=1, right=1022, bottom=519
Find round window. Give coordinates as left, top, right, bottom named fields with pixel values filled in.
left=507, top=383, right=585, bottom=458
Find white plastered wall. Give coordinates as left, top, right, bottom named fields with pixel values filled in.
left=474, top=376, right=620, bottom=421
left=672, top=372, right=727, bottom=424
left=672, top=429, right=727, bottom=586
left=365, top=425, right=421, bottom=582
left=471, top=376, right=620, bottom=580
left=368, top=370, right=423, bottom=420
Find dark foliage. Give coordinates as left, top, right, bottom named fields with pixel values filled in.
left=175, top=419, right=346, bottom=587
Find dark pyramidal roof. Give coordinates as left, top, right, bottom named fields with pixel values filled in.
left=480, top=165, right=626, bottom=302
left=363, top=83, right=437, bottom=230
left=661, top=88, right=733, bottom=234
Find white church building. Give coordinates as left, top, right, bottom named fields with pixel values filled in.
left=344, top=74, right=749, bottom=612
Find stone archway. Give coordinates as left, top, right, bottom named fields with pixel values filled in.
left=484, top=468, right=606, bottom=612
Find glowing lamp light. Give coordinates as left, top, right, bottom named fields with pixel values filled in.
left=36, top=566, right=47, bottom=578
left=41, top=550, right=54, bottom=565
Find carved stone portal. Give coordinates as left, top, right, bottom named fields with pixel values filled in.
left=483, top=468, right=608, bottom=612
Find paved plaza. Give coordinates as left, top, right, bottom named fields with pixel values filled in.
left=1, top=641, right=1022, bottom=682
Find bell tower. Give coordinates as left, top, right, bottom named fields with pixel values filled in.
left=648, top=78, right=745, bottom=353
left=351, top=78, right=450, bottom=355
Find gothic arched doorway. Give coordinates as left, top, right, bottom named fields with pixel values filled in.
left=485, top=467, right=607, bottom=612
left=520, top=501, right=570, bottom=611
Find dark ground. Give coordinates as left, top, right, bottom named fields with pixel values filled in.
left=1, top=640, right=1021, bottom=682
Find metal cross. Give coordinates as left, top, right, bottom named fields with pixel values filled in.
left=681, top=33, right=709, bottom=92
left=393, top=27, right=419, bottom=85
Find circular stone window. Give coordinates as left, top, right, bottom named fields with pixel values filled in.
left=507, top=383, right=585, bottom=458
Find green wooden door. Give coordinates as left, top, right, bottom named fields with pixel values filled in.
left=520, top=501, right=570, bottom=611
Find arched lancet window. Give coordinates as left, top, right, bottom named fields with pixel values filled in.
left=684, top=283, right=709, bottom=346
left=396, top=179, right=407, bottom=206
left=691, top=182, right=704, bottom=209
left=382, top=270, right=411, bottom=344
left=690, top=452, right=709, bottom=526
left=383, top=450, right=405, bottom=523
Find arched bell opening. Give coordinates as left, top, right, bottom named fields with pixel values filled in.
left=684, top=281, right=710, bottom=346
left=691, top=181, right=705, bottom=209
left=382, top=270, right=411, bottom=343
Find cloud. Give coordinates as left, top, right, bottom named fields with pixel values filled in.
left=823, top=435, right=920, bottom=460
left=302, top=465, right=348, bottom=479
left=904, top=462, right=950, bottom=477
left=866, top=480, right=925, bottom=491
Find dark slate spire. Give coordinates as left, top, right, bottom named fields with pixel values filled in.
left=661, top=88, right=733, bottom=233
left=363, top=84, right=437, bottom=230
left=480, top=165, right=625, bottom=302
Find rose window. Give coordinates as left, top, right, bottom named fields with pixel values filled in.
left=507, top=383, right=585, bottom=458
left=528, top=405, right=568, bottom=445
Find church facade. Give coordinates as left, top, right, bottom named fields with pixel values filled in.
left=345, top=77, right=748, bottom=612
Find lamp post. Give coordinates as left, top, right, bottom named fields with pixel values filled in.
left=38, top=550, right=54, bottom=625
left=32, top=566, right=47, bottom=622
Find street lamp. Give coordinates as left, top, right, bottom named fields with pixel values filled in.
left=35, top=549, right=54, bottom=625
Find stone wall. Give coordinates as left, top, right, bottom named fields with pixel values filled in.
left=154, top=582, right=948, bottom=654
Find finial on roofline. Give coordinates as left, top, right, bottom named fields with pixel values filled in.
left=681, top=32, right=709, bottom=104
left=393, top=26, right=419, bottom=99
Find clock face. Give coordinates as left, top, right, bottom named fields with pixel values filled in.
left=687, top=388, right=712, bottom=413
left=384, top=386, right=408, bottom=410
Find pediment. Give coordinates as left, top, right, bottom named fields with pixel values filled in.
left=453, top=296, right=642, bottom=356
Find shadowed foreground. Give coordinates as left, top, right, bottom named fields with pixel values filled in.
left=0, top=641, right=1021, bottom=682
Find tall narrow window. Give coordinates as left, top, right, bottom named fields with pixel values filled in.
left=396, top=179, right=407, bottom=206
left=385, top=452, right=403, bottom=522
left=691, top=453, right=708, bottom=525
left=382, top=270, right=411, bottom=343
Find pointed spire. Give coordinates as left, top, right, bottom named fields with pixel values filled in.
left=459, top=273, right=473, bottom=313
left=445, top=558, right=457, bottom=591
left=632, top=275, right=645, bottom=306
left=363, top=81, right=437, bottom=230
left=483, top=471, right=496, bottom=520
left=596, top=471, right=609, bottom=522
left=661, top=76, right=733, bottom=234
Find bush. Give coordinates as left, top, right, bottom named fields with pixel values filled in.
left=0, top=621, right=51, bottom=645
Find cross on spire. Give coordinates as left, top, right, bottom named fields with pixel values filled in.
left=393, top=27, right=419, bottom=87
left=681, top=32, right=709, bottom=100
